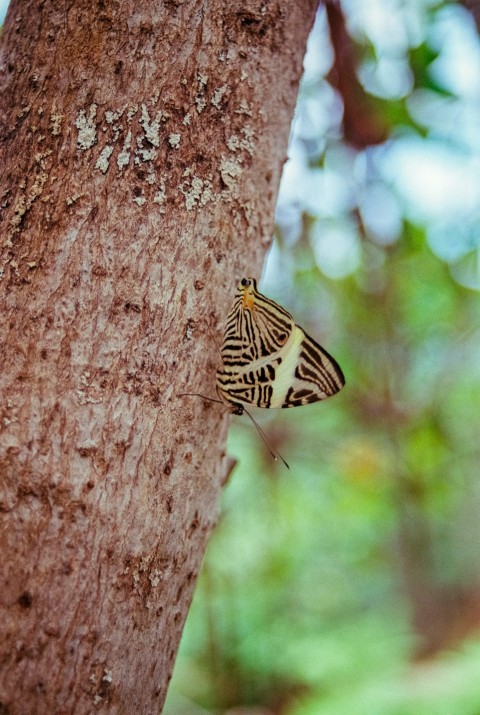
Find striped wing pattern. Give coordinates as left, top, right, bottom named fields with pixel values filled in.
left=216, top=278, right=345, bottom=409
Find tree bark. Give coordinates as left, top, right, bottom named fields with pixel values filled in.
left=0, top=0, right=317, bottom=712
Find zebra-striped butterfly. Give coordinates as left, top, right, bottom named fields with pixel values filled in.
left=216, top=277, right=345, bottom=414
left=182, top=278, right=345, bottom=467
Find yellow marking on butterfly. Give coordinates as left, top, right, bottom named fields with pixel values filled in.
left=242, top=284, right=255, bottom=311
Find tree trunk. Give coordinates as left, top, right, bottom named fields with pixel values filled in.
left=0, top=0, right=317, bottom=711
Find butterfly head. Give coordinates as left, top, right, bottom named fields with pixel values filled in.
left=239, top=277, right=257, bottom=311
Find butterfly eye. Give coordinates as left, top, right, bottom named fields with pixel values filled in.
left=241, top=278, right=251, bottom=287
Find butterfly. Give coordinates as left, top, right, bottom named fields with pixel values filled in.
left=182, top=277, right=345, bottom=467
left=216, top=277, right=345, bottom=415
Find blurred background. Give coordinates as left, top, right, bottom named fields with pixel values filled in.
left=2, top=0, right=479, bottom=712
left=164, top=1, right=480, bottom=713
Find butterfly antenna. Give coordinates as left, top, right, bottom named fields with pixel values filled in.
left=179, top=392, right=223, bottom=403
left=243, top=407, right=290, bottom=469
left=180, top=394, right=290, bottom=469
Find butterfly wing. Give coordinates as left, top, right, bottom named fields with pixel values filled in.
left=269, top=326, right=345, bottom=407
left=219, top=278, right=294, bottom=368
left=216, top=278, right=345, bottom=409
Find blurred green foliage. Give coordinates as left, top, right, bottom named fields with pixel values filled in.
left=165, top=2, right=480, bottom=713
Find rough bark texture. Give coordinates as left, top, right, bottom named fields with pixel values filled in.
left=0, top=0, right=317, bottom=712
